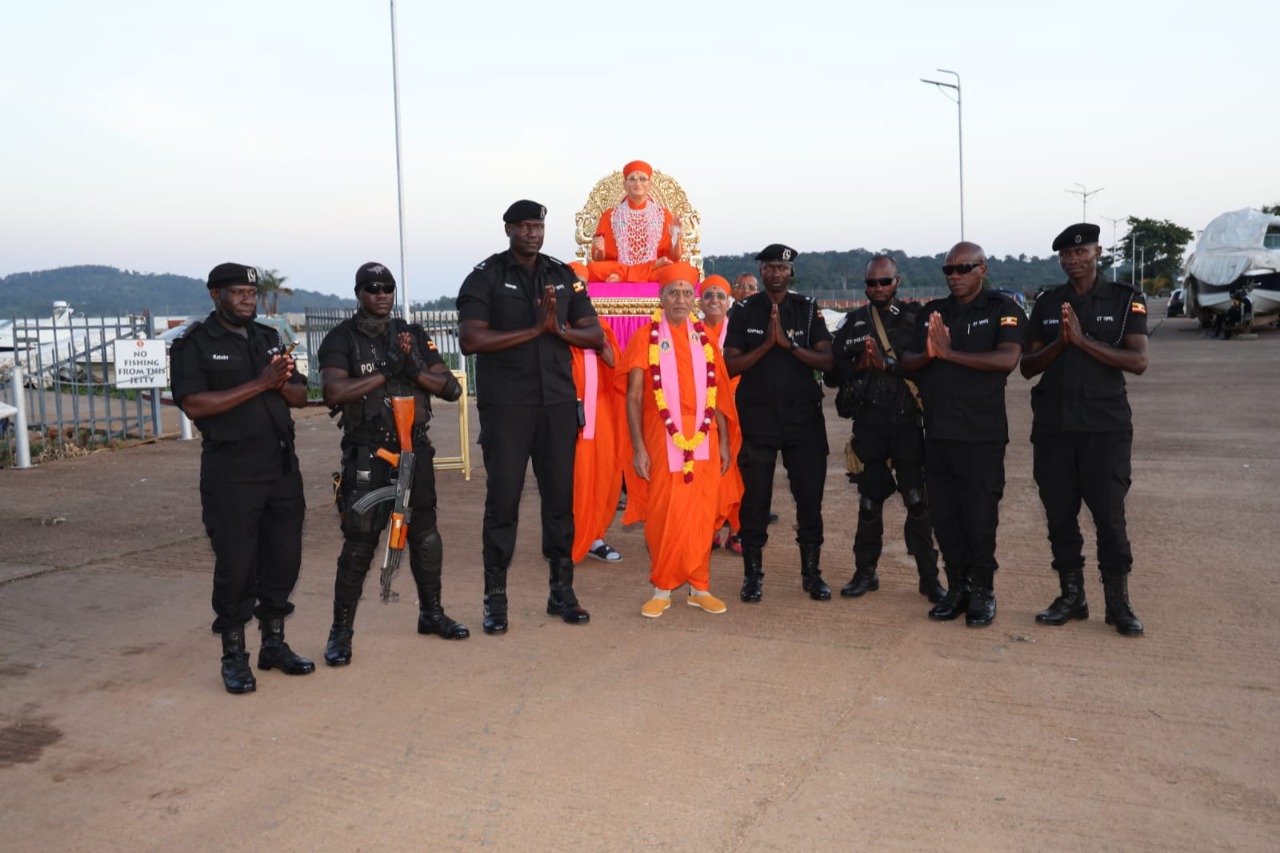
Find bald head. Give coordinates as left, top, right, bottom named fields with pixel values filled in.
left=946, top=242, right=986, bottom=264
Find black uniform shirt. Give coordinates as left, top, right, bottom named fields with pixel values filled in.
left=318, top=317, right=446, bottom=442
left=456, top=251, right=597, bottom=407
left=1026, top=280, right=1148, bottom=434
left=724, top=291, right=832, bottom=438
left=910, top=289, right=1025, bottom=443
left=829, top=299, right=922, bottom=426
left=170, top=314, right=304, bottom=482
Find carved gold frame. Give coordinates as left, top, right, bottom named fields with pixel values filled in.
left=573, top=169, right=703, bottom=276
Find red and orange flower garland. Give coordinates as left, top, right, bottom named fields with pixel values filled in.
left=648, top=309, right=717, bottom=483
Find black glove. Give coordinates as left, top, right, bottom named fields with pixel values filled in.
left=435, top=372, right=463, bottom=402
left=380, top=344, right=408, bottom=379
left=401, top=345, right=426, bottom=381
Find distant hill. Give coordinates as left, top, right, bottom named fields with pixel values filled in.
left=0, top=265, right=355, bottom=318
left=704, top=248, right=1073, bottom=297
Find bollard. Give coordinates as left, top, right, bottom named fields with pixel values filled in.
left=13, top=364, right=32, bottom=469
left=180, top=409, right=193, bottom=441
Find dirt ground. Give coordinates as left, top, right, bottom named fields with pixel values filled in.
left=1, top=312, right=1277, bottom=852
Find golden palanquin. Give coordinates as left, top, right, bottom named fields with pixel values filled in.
left=573, top=168, right=703, bottom=347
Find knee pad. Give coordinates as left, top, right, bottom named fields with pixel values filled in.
left=902, top=488, right=928, bottom=519
left=858, top=497, right=883, bottom=523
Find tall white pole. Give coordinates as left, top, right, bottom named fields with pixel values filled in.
left=1102, top=215, right=1125, bottom=282
left=389, top=1, right=410, bottom=318
left=12, top=364, right=32, bottom=469
left=921, top=70, right=964, bottom=240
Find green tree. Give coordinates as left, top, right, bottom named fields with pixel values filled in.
left=1112, top=217, right=1193, bottom=293
left=257, top=269, right=294, bottom=316
left=1262, top=203, right=1280, bottom=215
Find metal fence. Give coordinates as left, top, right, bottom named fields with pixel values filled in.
left=1, top=309, right=162, bottom=466
left=303, top=308, right=476, bottom=393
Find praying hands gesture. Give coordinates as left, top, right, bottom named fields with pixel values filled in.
left=1061, top=302, right=1086, bottom=347
left=855, top=336, right=885, bottom=371
left=769, top=304, right=792, bottom=351
left=535, top=285, right=560, bottom=336
left=925, top=313, right=953, bottom=360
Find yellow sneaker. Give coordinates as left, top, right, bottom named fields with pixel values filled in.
left=686, top=592, right=727, bottom=614
left=641, top=596, right=672, bottom=618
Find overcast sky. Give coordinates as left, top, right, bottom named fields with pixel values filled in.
left=2, top=1, right=1274, bottom=302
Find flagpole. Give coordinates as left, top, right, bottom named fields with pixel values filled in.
left=389, top=0, right=409, bottom=317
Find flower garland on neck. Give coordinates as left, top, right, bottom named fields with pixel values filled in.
left=648, top=309, right=718, bottom=482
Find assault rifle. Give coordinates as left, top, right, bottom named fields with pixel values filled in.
left=349, top=396, right=415, bottom=602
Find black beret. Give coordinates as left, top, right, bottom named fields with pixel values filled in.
left=503, top=199, right=547, bottom=224
left=755, top=243, right=798, bottom=263
left=1052, top=223, right=1101, bottom=252
left=206, top=262, right=258, bottom=289
left=355, top=261, right=396, bottom=289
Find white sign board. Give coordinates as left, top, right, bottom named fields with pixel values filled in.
left=113, top=339, right=168, bottom=388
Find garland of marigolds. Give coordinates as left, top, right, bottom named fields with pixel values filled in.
left=648, top=309, right=717, bottom=482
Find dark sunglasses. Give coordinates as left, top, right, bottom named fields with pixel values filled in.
left=864, top=277, right=896, bottom=287
left=942, top=263, right=981, bottom=276
left=361, top=283, right=396, bottom=294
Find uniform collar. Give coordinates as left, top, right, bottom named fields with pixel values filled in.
left=203, top=311, right=256, bottom=338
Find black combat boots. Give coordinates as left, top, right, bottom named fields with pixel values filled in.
left=412, top=532, right=469, bottom=639
left=928, top=568, right=970, bottom=621
left=482, top=567, right=509, bottom=635
left=257, top=617, right=316, bottom=675
left=799, top=544, right=831, bottom=601
left=220, top=627, right=256, bottom=695
left=324, top=600, right=358, bottom=666
left=1102, top=573, right=1144, bottom=636
left=1035, top=567, right=1089, bottom=626
left=740, top=549, right=764, bottom=602
left=547, top=558, right=590, bottom=624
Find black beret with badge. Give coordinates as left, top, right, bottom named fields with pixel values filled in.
left=206, top=262, right=259, bottom=290
left=755, top=243, right=799, bottom=263
left=355, top=261, right=396, bottom=289
left=503, top=199, right=547, bottom=224
left=1052, top=223, right=1101, bottom=252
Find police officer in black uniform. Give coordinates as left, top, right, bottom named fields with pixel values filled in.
left=457, top=200, right=605, bottom=634
left=170, top=262, right=314, bottom=694
left=318, top=262, right=468, bottom=666
left=824, top=254, right=944, bottom=603
left=1021, top=223, right=1149, bottom=636
left=724, top=243, right=834, bottom=603
left=901, top=242, right=1025, bottom=627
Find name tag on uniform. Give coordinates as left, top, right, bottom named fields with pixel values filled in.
left=503, top=282, right=518, bottom=290
left=211, top=354, right=230, bottom=361
left=747, top=327, right=765, bottom=335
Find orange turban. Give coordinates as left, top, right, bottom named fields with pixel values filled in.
left=700, top=275, right=730, bottom=296
left=654, top=262, right=700, bottom=289
left=567, top=261, right=588, bottom=282
left=622, top=160, right=653, bottom=178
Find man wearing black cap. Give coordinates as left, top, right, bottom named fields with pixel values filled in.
left=317, top=262, right=469, bottom=666
left=724, top=243, right=835, bottom=603
left=1021, top=223, right=1149, bottom=636
left=170, top=262, right=314, bottom=694
left=457, top=200, right=605, bottom=633
left=900, top=243, right=1025, bottom=628
left=824, top=254, right=945, bottom=604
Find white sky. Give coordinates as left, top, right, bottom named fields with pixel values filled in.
left=2, top=1, right=1275, bottom=301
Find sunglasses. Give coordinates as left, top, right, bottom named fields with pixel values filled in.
left=701, top=291, right=729, bottom=300
left=864, top=277, right=896, bottom=287
left=941, top=263, right=982, bottom=276
left=361, top=283, right=396, bottom=294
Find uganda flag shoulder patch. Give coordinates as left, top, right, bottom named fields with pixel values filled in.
left=1000, top=315, right=1019, bottom=327
left=426, top=340, right=439, bottom=351
left=1131, top=301, right=1147, bottom=314
left=573, top=280, right=586, bottom=293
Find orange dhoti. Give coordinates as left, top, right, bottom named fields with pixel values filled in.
left=588, top=199, right=677, bottom=283
left=620, top=316, right=737, bottom=591
left=571, top=320, right=624, bottom=564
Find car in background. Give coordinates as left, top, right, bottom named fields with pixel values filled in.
left=1167, top=288, right=1185, bottom=317
left=990, top=288, right=1029, bottom=316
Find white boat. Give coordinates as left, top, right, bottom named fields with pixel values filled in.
left=1184, top=208, right=1280, bottom=332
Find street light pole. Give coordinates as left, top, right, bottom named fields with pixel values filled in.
left=921, top=69, right=963, bottom=240
left=389, top=0, right=410, bottom=318
left=1102, top=215, right=1126, bottom=282
left=1065, top=182, right=1104, bottom=222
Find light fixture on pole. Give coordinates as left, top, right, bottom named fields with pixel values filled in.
left=920, top=69, right=964, bottom=240
left=389, top=0, right=410, bottom=317
left=1102, top=215, right=1126, bottom=282
left=1065, top=182, right=1104, bottom=222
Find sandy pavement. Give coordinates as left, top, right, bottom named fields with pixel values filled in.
left=1, top=313, right=1277, bottom=851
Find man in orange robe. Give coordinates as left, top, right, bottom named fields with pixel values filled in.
left=620, top=263, right=736, bottom=617
left=587, top=160, right=682, bottom=283
left=569, top=298, right=625, bottom=563
left=699, top=275, right=744, bottom=552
